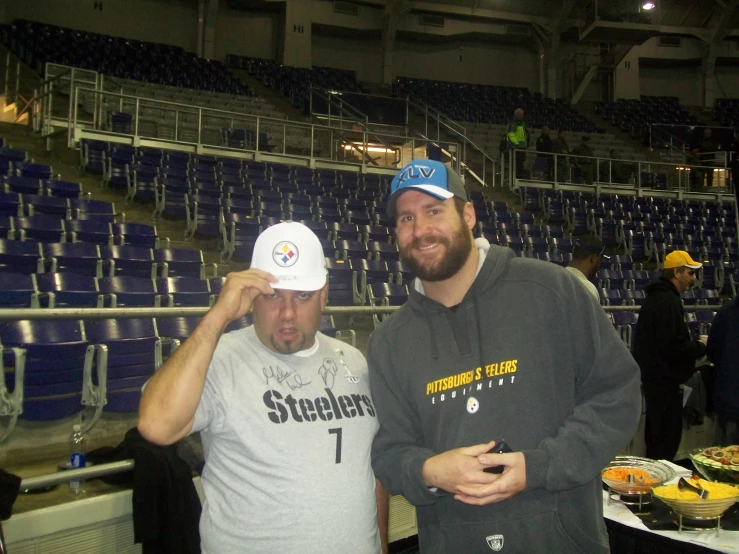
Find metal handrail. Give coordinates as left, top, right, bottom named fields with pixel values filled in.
left=310, top=84, right=369, bottom=126
left=19, top=460, right=135, bottom=492
left=0, top=306, right=397, bottom=321
left=503, top=147, right=738, bottom=195
left=66, top=86, right=454, bottom=171
left=406, top=95, right=466, bottom=138
left=407, top=99, right=496, bottom=188
left=308, top=85, right=397, bottom=159
left=13, top=81, right=67, bottom=123
left=73, top=86, right=320, bottom=131
left=0, top=303, right=720, bottom=323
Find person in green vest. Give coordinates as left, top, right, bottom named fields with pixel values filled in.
left=506, top=108, right=529, bottom=178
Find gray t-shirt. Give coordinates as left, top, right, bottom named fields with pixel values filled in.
left=566, top=266, right=600, bottom=302
left=191, top=327, right=381, bottom=554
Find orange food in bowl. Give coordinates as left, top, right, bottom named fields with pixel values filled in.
left=602, top=467, right=658, bottom=484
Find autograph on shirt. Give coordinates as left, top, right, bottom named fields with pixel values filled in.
left=318, top=358, right=339, bottom=389
left=262, top=365, right=311, bottom=390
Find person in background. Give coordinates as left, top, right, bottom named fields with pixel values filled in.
left=552, top=128, right=570, bottom=182
left=632, top=250, right=707, bottom=461
left=506, top=108, right=529, bottom=179
left=572, top=135, right=594, bottom=185
left=729, top=131, right=739, bottom=193
left=686, top=146, right=704, bottom=192
left=707, top=296, right=739, bottom=446
left=369, top=159, right=641, bottom=553
left=138, top=222, right=388, bottom=554
left=566, top=235, right=609, bottom=303
left=698, top=128, right=716, bottom=188
left=601, top=149, right=630, bottom=184
left=535, top=126, right=553, bottom=181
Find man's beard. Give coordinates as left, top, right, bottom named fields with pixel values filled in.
left=399, top=224, right=474, bottom=282
left=270, top=333, right=306, bottom=355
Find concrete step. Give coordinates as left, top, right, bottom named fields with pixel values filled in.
left=230, top=68, right=310, bottom=123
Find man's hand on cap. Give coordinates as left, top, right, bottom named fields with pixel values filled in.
left=209, top=269, right=278, bottom=327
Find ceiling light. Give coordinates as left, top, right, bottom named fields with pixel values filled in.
left=642, top=2, right=655, bottom=9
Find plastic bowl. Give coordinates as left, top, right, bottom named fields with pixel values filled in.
left=690, top=448, right=739, bottom=484
left=602, top=456, right=676, bottom=495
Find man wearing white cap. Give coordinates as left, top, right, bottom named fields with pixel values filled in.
left=139, top=222, right=387, bottom=554
left=633, top=250, right=708, bottom=461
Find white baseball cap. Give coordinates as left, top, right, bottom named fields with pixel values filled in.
left=250, top=221, right=327, bottom=291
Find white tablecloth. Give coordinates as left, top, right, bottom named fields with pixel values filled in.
left=603, top=460, right=739, bottom=553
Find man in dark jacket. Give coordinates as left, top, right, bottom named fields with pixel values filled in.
left=552, top=128, right=570, bottom=182
left=572, top=135, right=594, bottom=185
left=369, top=159, right=641, bottom=553
left=535, top=126, right=553, bottom=180
left=707, top=296, right=739, bottom=445
left=698, top=128, right=716, bottom=188
left=633, top=250, right=707, bottom=461
left=686, top=147, right=704, bottom=191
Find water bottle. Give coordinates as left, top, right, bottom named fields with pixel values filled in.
left=69, top=424, right=87, bottom=496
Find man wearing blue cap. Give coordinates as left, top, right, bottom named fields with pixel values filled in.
left=369, top=159, right=641, bottom=553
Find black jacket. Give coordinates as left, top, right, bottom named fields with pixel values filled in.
left=87, top=428, right=201, bottom=554
left=707, top=297, right=739, bottom=417
left=633, top=278, right=706, bottom=388
left=535, top=135, right=553, bottom=153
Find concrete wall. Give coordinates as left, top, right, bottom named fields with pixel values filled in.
left=614, top=48, right=640, bottom=101
left=215, top=7, right=278, bottom=61
left=392, top=40, right=537, bottom=89
left=640, top=65, right=703, bottom=105
left=312, top=35, right=383, bottom=83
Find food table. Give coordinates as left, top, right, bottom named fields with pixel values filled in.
left=604, top=460, right=739, bottom=553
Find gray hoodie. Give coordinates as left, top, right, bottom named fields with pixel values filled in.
left=368, top=242, right=641, bottom=553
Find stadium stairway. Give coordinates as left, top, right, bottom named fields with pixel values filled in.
left=574, top=100, right=653, bottom=157
left=229, top=68, right=312, bottom=124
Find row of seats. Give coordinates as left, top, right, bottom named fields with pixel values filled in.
left=0, top=239, right=210, bottom=279
left=84, top=139, right=390, bottom=185
left=2, top=20, right=252, bottom=96
left=526, top=187, right=737, bottom=226
left=0, top=313, right=348, bottom=442
left=596, top=96, right=703, bottom=138
left=0, top=215, right=166, bottom=249
left=605, top=309, right=715, bottom=349
left=394, top=77, right=602, bottom=132
left=712, top=98, right=739, bottom=129
left=227, top=55, right=364, bottom=110
left=0, top=271, right=220, bottom=309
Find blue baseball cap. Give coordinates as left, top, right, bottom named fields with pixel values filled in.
left=387, top=160, right=469, bottom=216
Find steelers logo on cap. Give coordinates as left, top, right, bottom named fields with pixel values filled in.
left=272, top=241, right=299, bottom=267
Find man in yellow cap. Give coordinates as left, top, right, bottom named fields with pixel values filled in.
left=633, top=250, right=707, bottom=460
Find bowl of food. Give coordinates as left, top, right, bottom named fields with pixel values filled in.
left=652, top=477, right=739, bottom=519
left=690, top=446, right=739, bottom=484
left=602, top=456, right=676, bottom=495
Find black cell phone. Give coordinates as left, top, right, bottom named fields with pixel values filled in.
left=483, top=440, right=512, bottom=474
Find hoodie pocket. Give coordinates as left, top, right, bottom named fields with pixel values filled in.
left=422, top=510, right=608, bottom=554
